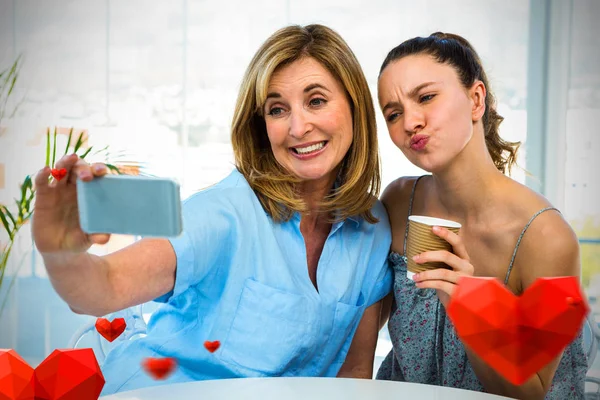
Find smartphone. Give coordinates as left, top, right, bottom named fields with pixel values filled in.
left=76, top=174, right=183, bottom=237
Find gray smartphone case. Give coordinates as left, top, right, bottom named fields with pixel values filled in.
left=77, top=175, right=183, bottom=237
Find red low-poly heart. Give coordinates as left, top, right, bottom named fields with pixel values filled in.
left=0, top=349, right=34, bottom=400
left=0, top=348, right=104, bottom=400
left=50, top=168, right=67, bottom=181
left=95, top=317, right=126, bottom=342
left=141, top=358, right=177, bottom=380
left=204, top=341, right=220, bottom=353
left=447, top=276, right=588, bottom=385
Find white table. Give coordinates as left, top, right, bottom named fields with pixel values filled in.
left=100, top=377, right=515, bottom=399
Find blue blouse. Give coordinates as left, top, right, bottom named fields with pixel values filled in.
left=100, top=169, right=393, bottom=394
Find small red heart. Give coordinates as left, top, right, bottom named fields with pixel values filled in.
left=448, top=276, right=588, bottom=385
left=141, top=357, right=177, bottom=380
left=50, top=168, right=67, bottom=181
left=95, top=317, right=127, bottom=342
left=204, top=340, right=220, bottom=353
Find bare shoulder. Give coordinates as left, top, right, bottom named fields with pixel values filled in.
left=507, top=181, right=580, bottom=288
left=381, top=176, right=423, bottom=252
left=381, top=176, right=421, bottom=219
left=517, top=207, right=579, bottom=273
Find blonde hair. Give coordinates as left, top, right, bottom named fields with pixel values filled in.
left=231, top=24, right=381, bottom=223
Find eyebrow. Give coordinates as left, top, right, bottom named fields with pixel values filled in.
left=266, top=83, right=331, bottom=100
left=381, top=81, right=439, bottom=113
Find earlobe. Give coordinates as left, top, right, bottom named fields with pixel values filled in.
left=471, top=81, right=486, bottom=122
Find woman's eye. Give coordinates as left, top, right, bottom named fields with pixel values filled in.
left=268, top=107, right=284, bottom=116
left=309, top=98, right=326, bottom=107
left=420, top=94, right=435, bottom=103
left=386, top=112, right=402, bottom=122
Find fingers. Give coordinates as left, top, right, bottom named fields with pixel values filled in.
left=413, top=267, right=460, bottom=284
left=33, top=166, right=52, bottom=193
left=51, top=154, right=79, bottom=185
left=90, top=233, right=111, bottom=245
left=69, top=160, right=108, bottom=184
left=431, top=226, right=470, bottom=261
left=70, top=159, right=93, bottom=182
left=91, top=163, right=109, bottom=177
left=45, top=154, right=109, bottom=185
left=53, top=153, right=80, bottom=171
left=413, top=268, right=458, bottom=303
left=415, top=279, right=456, bottom=295
left=414, top=227, right=473, bottom=306
left=413, top=250, right=473, bottom=274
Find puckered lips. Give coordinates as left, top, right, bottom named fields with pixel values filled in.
left=289, top=140, right=329, bottom=159
left=410, top=134, right=429, bottom=151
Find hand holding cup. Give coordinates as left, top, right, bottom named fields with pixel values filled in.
left=407, top=216, right=474, bottom=307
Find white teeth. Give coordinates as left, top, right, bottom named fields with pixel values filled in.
left=295, top=141, right=325, bottom=154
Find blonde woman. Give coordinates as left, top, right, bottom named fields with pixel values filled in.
left=32, top=24, right=391, bottom=394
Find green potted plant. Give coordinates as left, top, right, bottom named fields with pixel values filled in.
left=0, top=127, right=141, bottom=316
left=0, top=55, right=21, bottom=129
left=0, top=56, right=143, bottom=317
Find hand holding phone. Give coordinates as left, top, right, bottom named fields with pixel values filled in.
left=77, top=175, right=183, bottom=237
left=33, top=155, right=111, bottom=254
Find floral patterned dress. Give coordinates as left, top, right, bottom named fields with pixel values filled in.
left=376, top=176, right=587, bottom=399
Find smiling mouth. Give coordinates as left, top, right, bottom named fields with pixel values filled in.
left=291, top=141, right=328, bottom=155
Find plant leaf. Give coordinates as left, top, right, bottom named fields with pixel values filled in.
left=80, top=146, right=93, bottom=159
left=64, top=127, right=73, bottom=156
left=0, top=208, right=13, bottom=240
left=73, top=131, right=85, bottom=154
left=24, top=193, right=34, bottom=212
left=23, top=175, right=32, bottom=189
left=92, top=145, right=109, bottom=155
left=45, top=127, right=51, bottom=167
left=14, top=198, right=23, bottom=221
left=5, top=72, right=18, bottom=99
left=23, top=194, right=34, bottom=216
left=0, top=56, right=21, bottom=125
left=0, top=205, right=16, bottom=228
left=105, top=164, right=122, bottom=174
left=0, top=239, right=25, bottom=318
left=7, top=95, right=25, bottom=119
left=22, top=177, right=34, bottom=215
left=51, top=126, right=57, bottom=168
left=19, top=177, right=30, bottom=209
left=4, top=56, right=20, bottom=83
left=0, top=252, right=27, bottom=317
left=23, top=210, right=33, bottom=221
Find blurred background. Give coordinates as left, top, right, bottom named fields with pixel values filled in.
left=0, top=0, right=598, bottom=392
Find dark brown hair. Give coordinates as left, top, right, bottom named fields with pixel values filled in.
left=380, top=32, right=520, bottom=174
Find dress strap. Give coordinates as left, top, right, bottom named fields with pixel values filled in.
left=503, top=206, right=560, bottom=285
left=402, top=176, right=427, bottom=256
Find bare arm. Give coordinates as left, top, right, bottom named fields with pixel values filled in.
left=463, top=211, right=581, bottom=399
left=377, top=177, right=416, bottom=331
left=33, top=154, right=178, bottom=316
left=413, top=210, right=580, bottom=399
left=337, top=300, right=382, bottom=379
left=378, top=293, right=392, bottom=330
left=42, top=238, right=176, bottom=316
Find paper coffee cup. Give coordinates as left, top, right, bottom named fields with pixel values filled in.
left=406, top=215, right=461, bottom=275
